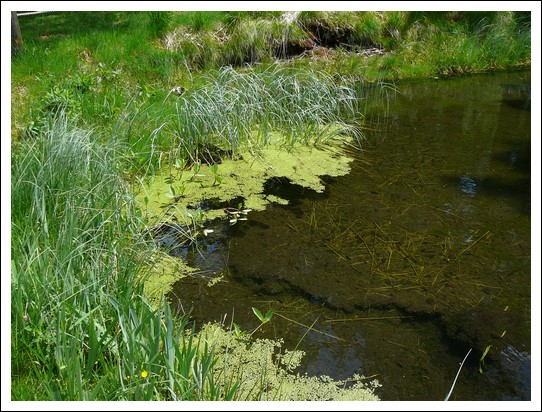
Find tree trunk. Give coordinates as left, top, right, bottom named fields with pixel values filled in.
left=11, top=11, right=23, bottom=55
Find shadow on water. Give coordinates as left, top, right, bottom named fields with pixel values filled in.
left=166, top=71, right=531, bottom=401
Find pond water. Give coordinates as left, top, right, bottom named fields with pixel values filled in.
left=168, top=71, right=532, bottom=401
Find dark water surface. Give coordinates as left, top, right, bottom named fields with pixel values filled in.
left=168, top=71, right=532, bottom=401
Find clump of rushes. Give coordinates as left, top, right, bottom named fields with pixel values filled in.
left=10, top=114, right=241, bottom=400
left=159, top=66, right=376, bottom=167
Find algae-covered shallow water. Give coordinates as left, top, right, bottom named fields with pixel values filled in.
left=167, top=71, right=531, bottom=401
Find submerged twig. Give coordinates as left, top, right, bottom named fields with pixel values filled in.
left=325, top=315, right=414, bottom=323
left=455, top=231, right=491, bottom=259
left=274, top=312, right=343, bottom=341
left=444, top=348, right=472, bottom=401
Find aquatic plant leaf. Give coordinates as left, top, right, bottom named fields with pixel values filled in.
left=264, top=310, right=274, bottom=322
left=252, top=307, right=264, bottom=323
left=479, top=345, right=492, bottom=374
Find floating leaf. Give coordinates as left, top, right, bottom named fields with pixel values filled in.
left=479, top=345, right=492, bottom=374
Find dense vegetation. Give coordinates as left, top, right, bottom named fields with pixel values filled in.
left=10, top=10, right=531, bottom=401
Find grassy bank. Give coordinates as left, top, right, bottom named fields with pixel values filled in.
left=10, top=114, right=380, bottom=401
left=10, top=10, right=531, bottom=401
left=10, top=115, right=231, bottom=400
left=11, top=11, right=530, bottom=141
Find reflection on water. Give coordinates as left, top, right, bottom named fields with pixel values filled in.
left=168, top=71, right=531, bottom=401
left=460, top=176, right=477, bottom=197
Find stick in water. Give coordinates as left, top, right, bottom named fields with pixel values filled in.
left=444, top=348, right=473, bottom=401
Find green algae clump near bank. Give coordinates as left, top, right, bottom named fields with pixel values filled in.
left=133, top=134, right=355, bottom=227
left=140, top=252, right=198, bottom=303
left=193, top=322, right=381, bottom=401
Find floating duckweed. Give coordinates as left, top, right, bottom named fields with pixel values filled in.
left=141, top=251, right=197, bottom=303
left=196, top=322, right=380, bottom=401
left=133, top=134, right=354, bottom=227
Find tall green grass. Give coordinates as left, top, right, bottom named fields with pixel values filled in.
left=136, top=66, right=385, bottom=170
left=10, top=115, right=242, bottom=400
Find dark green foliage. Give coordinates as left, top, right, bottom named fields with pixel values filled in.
left=147, top=11, right=172, bottom=38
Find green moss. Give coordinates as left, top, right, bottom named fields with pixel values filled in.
left=196, top=322, right=380, bottom=401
